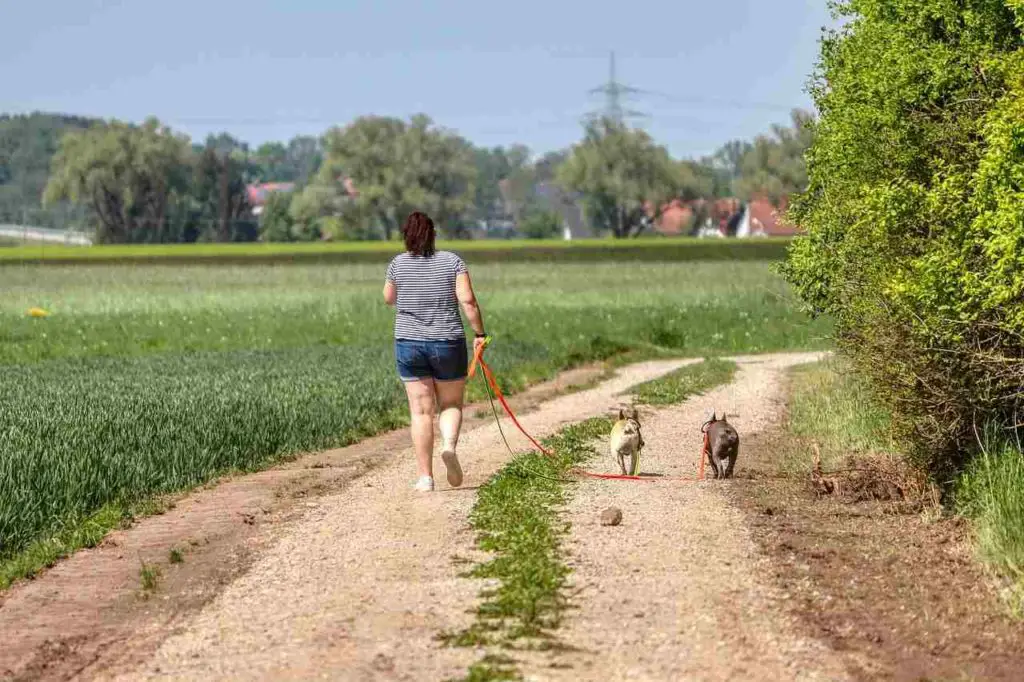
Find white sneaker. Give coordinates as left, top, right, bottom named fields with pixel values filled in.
left=413, top=475, right=434, bottom=492
left=441, top=450, right=464, bottom=488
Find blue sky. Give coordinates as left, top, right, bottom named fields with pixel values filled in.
left=0, top=0, right=834, bottom=159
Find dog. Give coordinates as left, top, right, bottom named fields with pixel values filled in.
left=703, top=411, right=739, bottom=479
left=610, top=405, right=644, bottom=476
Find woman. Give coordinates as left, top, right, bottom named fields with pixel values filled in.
left=383, top=211, right=487, bottom=492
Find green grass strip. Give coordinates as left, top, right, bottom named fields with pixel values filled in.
left=441, top=417, right=611, bottom=681
left=630, top=357, right=738, bottom=406
left=0, top=237, right=792, bottom=265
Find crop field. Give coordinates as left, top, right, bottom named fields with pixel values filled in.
left=0, top=255, right=829, bottom=568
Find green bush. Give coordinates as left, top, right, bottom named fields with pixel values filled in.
left=258, top=191, right=296, bottom=242
left=780, top=0, right=1024, bottom=477
left=518, top=209, right=562, bottom=240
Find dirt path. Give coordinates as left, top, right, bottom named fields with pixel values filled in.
left=519, top=351, right=850, bottom=681
left=88, top=358, right=700, bottom=682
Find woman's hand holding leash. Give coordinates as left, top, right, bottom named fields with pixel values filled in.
left=472, top=333, right=488, bottom=357
left=468, top=334, right=491, bottom=379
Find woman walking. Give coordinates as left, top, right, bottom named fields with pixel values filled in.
left=384, top=211, right=487, bottom=492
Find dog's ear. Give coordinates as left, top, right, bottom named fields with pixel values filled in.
left=618, top=408, right=626, bottom=420
left=707, top=409, right=717, bottom=423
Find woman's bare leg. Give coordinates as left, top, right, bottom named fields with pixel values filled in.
left=403, top=378, right=436, bottom=479
left=435, top=378, right=466, bottom=486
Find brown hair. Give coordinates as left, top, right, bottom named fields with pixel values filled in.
left=402, top=211, right=436, bottom=257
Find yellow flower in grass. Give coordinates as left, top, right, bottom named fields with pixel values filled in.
left=27, top=307, right=49, bottom=318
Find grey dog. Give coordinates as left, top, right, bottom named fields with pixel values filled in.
left=703, top=411, right=739, bottom=479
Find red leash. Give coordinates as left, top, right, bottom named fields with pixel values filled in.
left=469, top=338, right=552, bottom=456
left=477, top=357, right=553, bottom=456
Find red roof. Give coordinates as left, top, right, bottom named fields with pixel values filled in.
left=748, top=196, right=799, bottom=236
left=246, top=183, right=296, bottom=206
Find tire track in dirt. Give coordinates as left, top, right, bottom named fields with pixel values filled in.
left=518, top=352, right=850, bottom=681
left=93, top=359, right=699, bottom=682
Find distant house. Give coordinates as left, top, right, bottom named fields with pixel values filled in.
left=652, top=195, right=799, bottom=238
left=246, top=182, right=296, bottom=217
left=746, top=196, right=798, bottom=237
left=654, top=199, right=693, bottom=236
left=246, top=176, right=357, bottom=217
left=653, top=198, right=741, bottom=237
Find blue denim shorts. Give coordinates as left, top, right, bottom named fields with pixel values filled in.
left=395, top=339, right=469, bottom=382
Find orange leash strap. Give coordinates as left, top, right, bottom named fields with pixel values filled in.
left=479, top=359, right=553, bottom=456
left=469, top=338, right=553, bottom=457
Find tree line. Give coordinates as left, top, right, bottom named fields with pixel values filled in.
left=0, top=108, right=814, bottom=243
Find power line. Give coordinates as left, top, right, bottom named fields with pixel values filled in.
left=156, top=99, right=802, bottom=131
left=645, top=91, right=800, bottom=114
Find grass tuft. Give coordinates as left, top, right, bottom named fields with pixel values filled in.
left=457, top=655, right=521, bottom=682
left=442, top=417, right=610, bottom=680
left=956, top=432, right=1024, bottom=613
left=168, top=547, right=184, bottom=564
left=139, top=560, right=161, bottom=594
left=630, top=358, right=738, bottom=406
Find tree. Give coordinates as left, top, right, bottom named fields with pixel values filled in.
left=44, top=117, right=192, bottom=243
left=0, top=113, right=98, bottom=227
left=734, top=109, right=814, bottom=205
left=253, top=136, right=323, bottom=184
left=287, top=182, right=352, bottom=241
left=780, top=0, right=1024, bottom=475
left=319, top=114, right=476, bottom=239
left=258, top=190, right=295, bottom=242
left=285, top=135, right=323, bottom=185
left=533, top=150, right=569, bottom=184
left=471, top=144, right=531, bottom=225
left=191, top=133, right=258, bottom=242
left=557, top=118, right=684, bottom=238
left=694, top=139, right=753, bottom=199
left=677, top=159, right=716, bottom=201
left=253, top=142, right=288, bottom=182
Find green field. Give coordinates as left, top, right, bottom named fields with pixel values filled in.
left=0, top=255, right=829, bottom=571
left=0, top=236, right=791, bottom=264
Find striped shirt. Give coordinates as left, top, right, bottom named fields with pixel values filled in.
left=385, top=251, right=468, bottom=341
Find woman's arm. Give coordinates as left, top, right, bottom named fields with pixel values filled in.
left=383, top=280, right=397, bottom=306
left=455, top=272, right=485, bottom=337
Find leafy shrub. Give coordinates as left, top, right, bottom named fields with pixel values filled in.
left=780, top=0, right=1024, bottom=478
left=258, top=191, right=296, bottom=242
left=518, top=209, right=562, bottom=240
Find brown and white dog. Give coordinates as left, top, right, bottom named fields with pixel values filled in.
left=610, top=405, right=644, bottom=476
